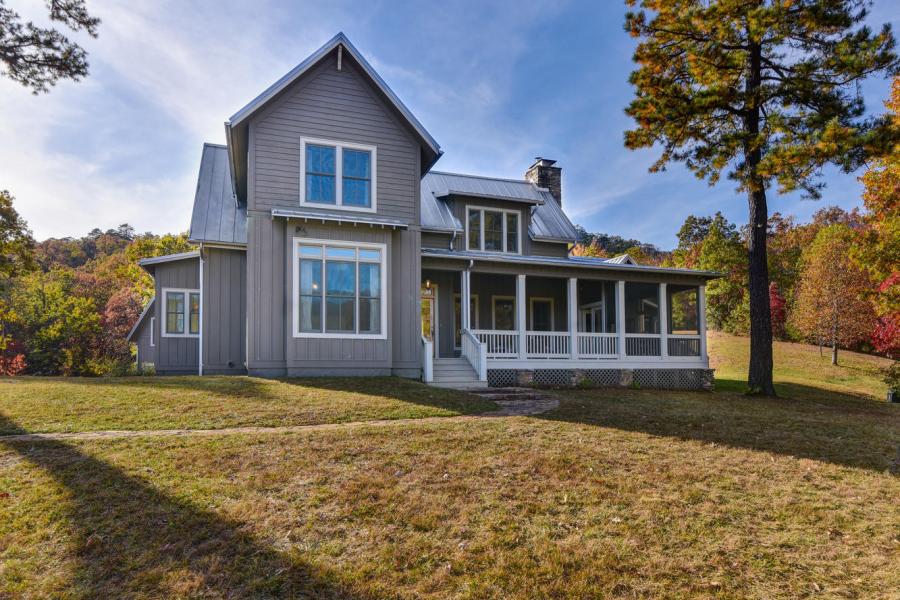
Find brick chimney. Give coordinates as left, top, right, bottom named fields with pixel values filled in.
left=525, top=157, right=561, bottom=205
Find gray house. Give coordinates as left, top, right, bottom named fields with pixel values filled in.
left=127, top=33, right=718, bottom=389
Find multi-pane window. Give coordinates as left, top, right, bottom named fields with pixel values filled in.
left=492, top=296, right=516, bottom=330
left=295, top=241, right=385, bottom=338
left=163, top=289, right=200, bottom=337
left=301, top=139, right=376, bottom=210
left=466, top=207, right=520, bottom=253
left=305, top=144, right=336, bottom=203
left=342, top=149, right=372, bottom=207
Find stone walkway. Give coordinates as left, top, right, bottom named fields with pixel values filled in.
left=0, top=387, right=559, bottom=443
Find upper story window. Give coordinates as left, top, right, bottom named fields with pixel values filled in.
left=466, top=207, right=520, bottom=254
left=163, top=288, right=200, bottom=337
left=300, top=138, right=377, bottom=212
left=293, top=239, right=387, bottom=339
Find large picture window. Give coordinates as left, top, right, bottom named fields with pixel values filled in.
left=466, top=207, right=520, bottom=254
left=294, top=240, right=386, bottom=339
left=162, top=288, right=200, bottom=337
left=300, top=138, right=376, bottom=211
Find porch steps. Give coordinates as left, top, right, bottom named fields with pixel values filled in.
left=429, top=358, right=487, bottom=389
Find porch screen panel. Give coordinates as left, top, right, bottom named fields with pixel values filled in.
left=667, top=285, right=699, bottom=334
left=624, top=282, right=660, bottom=334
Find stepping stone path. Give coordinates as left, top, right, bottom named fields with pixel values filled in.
left=468, top=387, right=559, bottom=417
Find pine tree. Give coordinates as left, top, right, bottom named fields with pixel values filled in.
left=623, top=0, right=898, bottom=394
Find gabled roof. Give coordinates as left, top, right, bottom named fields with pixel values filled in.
left=607, top=253, right=637, bottom=265
left=126, top=297, right=155, bottom=342
left=188, top=144, right=247, bottom=246
left=420, top=171, right=579, bottom=242
left=225, top=32, right=442, bottom=204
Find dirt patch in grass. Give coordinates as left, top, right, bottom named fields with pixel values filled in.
left=1, top=404, right=898, bottom=599
left=0, top=376, right=494, bottom=434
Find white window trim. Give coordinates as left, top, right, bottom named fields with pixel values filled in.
left=452, top=292, right=479, bottom=349
left=491, top=295, right=516, bottom=330
left=529, top=297, right=555, bottom=330
left=150, top=317, right=156, bottom=347
left=292, top=238, right=388, bottom=340
left=465, top=206, right=522, bottom=254
left=299, top=137, right=377, bottom=213
left=161, top=288, right=200, bottom=338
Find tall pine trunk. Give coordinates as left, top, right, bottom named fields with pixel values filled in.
left=744, top=40, right=776, bottom=395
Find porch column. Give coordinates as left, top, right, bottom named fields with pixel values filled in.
left=659, top=283, right=668, bottom=359
left=616, top=280, right=626, bottom=359
left=517, top=274, right=527, bottom=359
left=698, top=284, right=708, bottom=360
left=568, top=278, right=578, bottom=359
left=461, top=270, right=471, bottom=330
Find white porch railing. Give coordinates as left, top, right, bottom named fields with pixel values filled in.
left=526, top=332, right=570, bottom=358
left=472, top=330, right=519, bottom=358
left=625, top=334, right=661, bottom=356
left=578, top=333, right=618, bottom=357
left=461, top=328, right=487, bottom=381
left=421, top=335, right=433, bottom=383
left=668, top=335, right=701, bottom=357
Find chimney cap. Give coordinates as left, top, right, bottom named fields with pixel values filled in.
left=530, top=157, right=558, bottom=169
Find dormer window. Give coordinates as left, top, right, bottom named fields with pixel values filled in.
left=300, top=138, right=377, bottom=212
left=466, top=207, right=520, bottom=254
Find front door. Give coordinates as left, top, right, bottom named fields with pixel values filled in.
left=421, top=284, right=437, bottom=356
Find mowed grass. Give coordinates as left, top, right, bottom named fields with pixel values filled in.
left=1, top=414, right=898, bottom=598
left=708, top=330, right=893, bottom=399
left=0, top=333, right=898, bottom=598
left=0, top=376, right=494, bottom=434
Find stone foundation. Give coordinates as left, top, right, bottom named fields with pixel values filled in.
left=487, top=368, right=714, bottom=391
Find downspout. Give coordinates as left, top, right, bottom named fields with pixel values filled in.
left=449, top=229, right=458, bottom=251
left=199, top=244, right=204, bottom=376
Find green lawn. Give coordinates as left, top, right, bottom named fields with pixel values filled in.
left=0, top=334, right=897, bottom=598
left=0, top=376, right=494, bottom=434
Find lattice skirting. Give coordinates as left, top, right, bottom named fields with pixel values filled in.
left=487, top=368, right=714, bottom=391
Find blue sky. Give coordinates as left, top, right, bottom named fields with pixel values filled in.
left=2, top=0, right=896, bottom=247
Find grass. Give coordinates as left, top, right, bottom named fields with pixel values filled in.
left=0, top=376, right=495, bottom=434
left=0, top=333, right=897, bottom=598
left=708, top=330, right=893, bottom=400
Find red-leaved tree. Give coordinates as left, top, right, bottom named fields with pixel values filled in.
left=769, top=282, right=786, bottom=340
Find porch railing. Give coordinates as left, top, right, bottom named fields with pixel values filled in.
left=578, top=333, right=618, bottom=357
left=472, top=330, right=519, bottom=358
left=526, top=332, right=570, bottom=358
left=461, top=328, right=487, bottom=381
left=668, top=335, right=701, bottom=357
left=625, top=334, right=661, bottom=356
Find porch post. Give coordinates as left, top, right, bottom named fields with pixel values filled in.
left=517, top=274, right=527, bottom=359
left=461, top=270, right=471, bottom=330
left=616, top=280, right=626, bottom=359
left=659, top=283, right=668, bottom=359
left=568, top=277, right=578, bottom=359
left=698, top=284, right=708, bottom=361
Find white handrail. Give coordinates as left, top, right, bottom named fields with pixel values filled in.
left=421, top=335, right=433, bottom=383
left=578, top=332, right=618, bottom=357
left=461, top=328, right=487, bottom=381
left=526, top=331, right=570, bottom=358
left=471, top=329, right=518, bottom=358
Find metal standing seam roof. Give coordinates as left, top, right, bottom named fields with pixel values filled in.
left=420, top=171, right=579, bottom=242
left=421, top=247, right=721, bottom=278
left=188, top=144, right=247, bottom=246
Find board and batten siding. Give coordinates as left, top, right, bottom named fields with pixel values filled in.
left=248, top=57, right=421, bottom=224
left=154, top=259, right=199, bottom=374
left=246, top=216, right=422, bottom=377
left=133, top=316, right=155, bottom=371
left=202, top=248, right=247, bottom=374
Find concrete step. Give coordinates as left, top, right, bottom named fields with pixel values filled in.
left=433, top=365, right=476, bottom=373
left=432, top=375, right=480, bottom=383
left=429, top=380, right=489, bottom=389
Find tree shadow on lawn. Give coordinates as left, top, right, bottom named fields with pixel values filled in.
left=538, top=378, right=900, bottom=473
left=0, top=414, right=380, bottom=599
